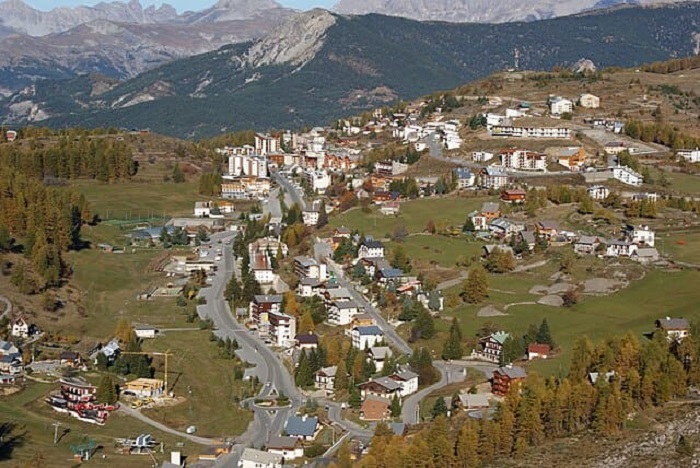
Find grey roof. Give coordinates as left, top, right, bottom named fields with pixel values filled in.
left=299, top=278, right=322, bottom=286
left=254, top=295, right=284, bottom=303
left=295, top=333, right=319, bottom=344
left=294, top=256, right=318, bottom=267
left=285, top=415, right=318, bottom=438
left=521, top=231, right=536, bottom=244
left=577, top=235, right=601, bottom=245
left=459, top=393, right=490, bottom=408
left=588, top=371, right=616, bottom=384
left=657, top=317, right=689, bottom=330
left=267, top=435, right=299, bottom=450
left=369, top=347, right=392, bottom=360
left=494, top=365, right=527, bottom=379
left=355, top=326, right=383, bottom=336
left=393, top=369, right=419, bottom=381
left=481, top=202, right=501, bottom=213
left=317, top=366, right=337, bottom=378
left=607, top=240, right=633, bottom=246
left=483, top=245, right=514, bottom=255
left=363, top=240, right=385, bottom=249
left=366, top=376, right=401, bottom=391
left=379, top=268, right=404, bottom=279
left=241, top=448, right=282, bottom=465
left=334, top=300, right=359, bottom=310
left=538, top=220, right=560, bottom=230
left=635, top=248, right=659, bottom=258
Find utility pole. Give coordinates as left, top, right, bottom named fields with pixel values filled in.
left=52, top=422, right=62, bottom=444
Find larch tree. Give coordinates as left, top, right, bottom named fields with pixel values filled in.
left=462, top=264, right=489, bottom=303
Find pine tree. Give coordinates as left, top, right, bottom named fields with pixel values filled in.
left=442, top=317, right=464, bottom=360
left=172, top=163, right=185, bottom=183
left=390, top=393, right=402, bottom=417
left=349, top=386, right=362, bottom=408
left=316, top=200, right=329, bottom=229
left=412, top=306, right=436, bottom=340
left=95, top=375, right=117, bottom=405
left=536, top=319, right=555, bottom=348
left=431, top=397, right=448, bottom=419
left=462, top=264, right=489, bottom=303
left=335, top=360, right=348, bottom=391
left=295, top=350, right=314, bottom=387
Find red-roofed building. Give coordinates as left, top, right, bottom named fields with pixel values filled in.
left=527, top=343, right=551, bottom=361
left=500, top=189, right=527, bottom=203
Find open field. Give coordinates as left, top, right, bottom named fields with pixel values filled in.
left=140, top=330, right=254, bottom=438
left=328, top=196, right=488, bottom=239
left=662, top=232, right=700, bottom=265
left=0, top=382, right=193, bottom=467
left=386, top=235, right=484, bottom=269
left=446, top=269, right=700, bottom=376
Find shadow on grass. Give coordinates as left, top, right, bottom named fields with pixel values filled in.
left=0, top=422, right=27, bottom=461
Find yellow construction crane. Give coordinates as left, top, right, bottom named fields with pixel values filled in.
left=121, top=350, right=174, bottom=395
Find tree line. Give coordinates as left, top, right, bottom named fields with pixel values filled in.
left=355, top=329, right=700, bottom=467
left=0, top=137, right=137, bottom=182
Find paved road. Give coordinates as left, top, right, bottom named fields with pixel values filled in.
left=194, top=231, right=302, bottom=466
left=325, top=260, right=412, bottom=356
left=401, top=360, right=497, bottom=424
left=0, top=295, right=12, bottom=319
left=263, top=187, right=283, bottom=222
left=119, top=405, right=218, bottom=445
left=272, top=171, right=306, bottom=210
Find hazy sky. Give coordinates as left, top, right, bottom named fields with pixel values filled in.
left=23, top=1, right=337, bottom=12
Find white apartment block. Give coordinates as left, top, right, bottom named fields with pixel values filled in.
left=500, top=149, right=547, bottom=171
left=612, top=165, right=643, bottom=186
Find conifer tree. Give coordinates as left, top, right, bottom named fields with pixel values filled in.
left=462, top=264, right=489, bottom=303
left=390, top=393, right=402, bottom=417
left=442, top=317, right=464, bottom=360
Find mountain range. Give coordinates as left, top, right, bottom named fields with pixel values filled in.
left=0, top=0, right=294, bottom=93
left=3, top=3, right=698, bottom=137
left=332, top=0, right=697, bottom=23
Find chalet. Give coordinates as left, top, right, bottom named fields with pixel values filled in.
left=520, top=230, right=536, bottom=252
left=492, top=365, right=527, bottom=396
left=251, top=251, right=274, bottom=284
left=322, top=287, right=353, bottom=306
left=377, top=267, right=406, bottom=286
left=388, top=369, right=419, bottom=397
left=500, top=189, right=527, bottom=203
left=360, top=396, right=392, bottom=421
left=554, top=147, right=587, bottom=171
left=631, top=247, right=660, bottom=265
left=0, top=341, right=22, bottom=375
left=372, top=190, right=396, bottom=204
left=351, top=313, right=376, bottom=328
left=0, top=374, right=17, bottom=385
left=59, top=351, right=83, bottom=368
left=358, top=240, right=385, bottom=260
left=482, top=244, right=514, bottom=259
left=453, top=167, right=475, bottom=189
left=612, top=165, right=643, bottom=186
left=549, top=96, right=573, bottom=115
left=535, top=220, right=561, bottom=240
left=472, top=331, right=510, bottom=363
left=295, top=333, right=319, bottom=350
left=578, top=93, right=600, bottom=108
left=359, top=257, right=391, bottom=279
left=350, top=326, right=384, bottom=349
left=458, top=394, right=490, bottom=410
left=677, top=148, right=700, bottom=163
left=9, top=317, right=29, bottom=339
left=479, top=167, right=510, bottom=190
left=267, top=436, right=304, bottom=461
left=574, top=236, right=603, bottom=255
left=123, top=378, right=165, bottom=398
left=333, top=226, right=352, bottom=239
left=302, top=209, right=319, bottom=227
left=490, top=117, right=571, bottom=139
left=655, top=317, right=690, bottom=342
left=297, top=278, right=323, bottom=298
left=527, top=343, right=551, bottom=360
left=284, top=415, right=319, bottom=442
left=315, top=366, right=337, bottom=393
left=587, top=185, right=610, bottom=200
left=239, top=448, right=283, bottom=468
left=604, top=141, right=628, bottom=155
left=472, top=151, right=495, bottom=162
left=328, top=300, right=361, bottom=326
left=359, top=377, right=402, bottom=399
left=374, top=160, right=394, bottom=176
left=368, top=346, right=392, bottom=372
left=134, top=325, right=159, bottom=339
left=5, top=130, right=17, bottom=142
left=489, top=218, right=524, bottom=239
left=470, top=202, right=501, bottom=231
left=380, top=201, right=401, bottom=216
left=605, top=240, right=638, bottom=258
left=626, top=225, right=655, bottom=247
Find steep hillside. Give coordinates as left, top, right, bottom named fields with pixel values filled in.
left=3, top=4, right=700, bottom=137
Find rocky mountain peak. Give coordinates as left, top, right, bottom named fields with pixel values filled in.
left=243, top=9, right=336, bottom=68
